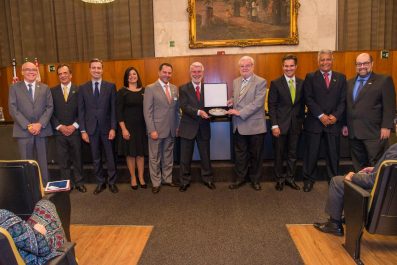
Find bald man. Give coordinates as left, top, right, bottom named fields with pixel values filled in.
left=342, top=53, right=396, bottom=171
left=9, top=62, right=53, bottom=184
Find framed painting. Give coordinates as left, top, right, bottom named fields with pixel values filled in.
left=187, top=0, right=300, bottom=48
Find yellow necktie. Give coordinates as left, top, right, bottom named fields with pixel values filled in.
left=289, top=79, right=296, bottom=103
left=63, top=86, right=69, bottom=101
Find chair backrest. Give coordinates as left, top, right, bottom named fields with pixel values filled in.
left=366, top=160, right=397, bottom=234
left=0, top=160, right=44, bottom=220
left=0, top=227, right=25, bottom=265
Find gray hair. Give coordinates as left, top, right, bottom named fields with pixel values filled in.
left=190, top=61, right=204, bottom=71
left=317, top=49, right=333, bottom=61
left=239, top=56, right=255, bottom=65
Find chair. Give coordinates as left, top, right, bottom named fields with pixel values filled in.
left=343, top=160, right=397, bottom=265
left=0, top=160, right=77, bottom=265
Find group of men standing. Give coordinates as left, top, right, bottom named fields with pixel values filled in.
left=8, top=51, right=396, bottom=197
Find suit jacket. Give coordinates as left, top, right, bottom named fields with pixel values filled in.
left=143, top=80, right=179, bottom=138
left=346, top=72, right=396, bottom=140
left=8, top=81, right=53, bottom=138
left=352, top=143, right=397, bottom=189
left=231, top=74, right=267, bottom=135
left=303, top=70, right=346, bottom=133
left=178, top=82, right=210, bottom=140
left=268, top=75, right=304, bottom=135
left=50, top=84, right=80, bottom=136
left=78, top=80, right=117, bottom=135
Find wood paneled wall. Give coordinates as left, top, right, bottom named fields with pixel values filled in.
left=1, top=51, right=396, bottom=121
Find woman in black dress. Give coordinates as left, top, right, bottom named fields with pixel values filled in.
left=117, top=67, right=147, bottom=189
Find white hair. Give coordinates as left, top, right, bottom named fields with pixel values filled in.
left=239, top=56, right=255, bottom=65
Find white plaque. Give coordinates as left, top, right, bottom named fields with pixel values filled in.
left=204, top=83, right=228, bottom=108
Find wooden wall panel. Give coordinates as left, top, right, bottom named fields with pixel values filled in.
left=0, top=50, right=396, bottom=121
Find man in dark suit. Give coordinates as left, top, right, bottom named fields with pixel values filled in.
left=313, top=143, right=397, bottom=236
left=303, top=50, right=347, bottom=192
left=178, top=62, right=215, bottom=192
left=78, top=58, right=118, bottom=194
left=143, top=63, right=180, bottom=194
left=227, top=56, right=267, bottom=191
left=268, top=54, right=304, bottom=191
left=342, top=53, right=396, bottom=171
left=8, top=62, right=53, bottom=185
left=51, top=64, right=86, bottom=193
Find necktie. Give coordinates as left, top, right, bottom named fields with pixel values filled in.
left=195, top=86, right=200, bottom=101
left=94, top=82, right=99, bottom=98
left=324, top=72, right=330, bottom=88
left=354, top=78, right=364, bottom=101
left=239, top=79, right=248, bottom=98
left=63, top=86, right=69, bottom=102
left=164, top=84, right=172, bottom=104
left=27, top=84, right=33, bottom=100
left=288, top=79, right=296, bottom=103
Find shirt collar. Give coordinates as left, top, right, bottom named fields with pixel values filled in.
left=24, top=80, right=36, bottom=88
left=158, top=79, right=169, bottom=88
left=192, top=82, right=201, bottom=88
left=320, top=70, right=332, bottom=77
left=284, top=75, right=295, bottom=82
left=62, top=82, right=71, bottom=89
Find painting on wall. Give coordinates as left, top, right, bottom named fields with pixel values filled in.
left=188, top=0, right=300, bottom=48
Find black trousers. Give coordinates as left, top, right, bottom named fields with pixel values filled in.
left=349, top=137, right=388, bottom=172
left=233, top=130, right=265, bottom=183
left=273, top=130, right=300, bottom=182
left=179, top=135, right=213, bottom=185
left=55, top=133, right=84, bottom=185
left=303, top=131, right=340, bottom=182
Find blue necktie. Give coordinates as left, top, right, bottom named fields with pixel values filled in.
left=353, top=78, right=364, bottom=101
left=94, top=82, right=99, bottom=98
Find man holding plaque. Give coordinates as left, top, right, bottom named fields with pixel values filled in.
left=227, top=56, right=267, bottom=191
left=178, top=62, right=215, bottom=192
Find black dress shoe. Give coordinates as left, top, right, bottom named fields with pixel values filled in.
left=152, top=186, right=160, bottom=194
left=252, top=182, right=261, bottom=191
left=131, top=185, right=138, bottom=190
left=75, top=184, right=87, bottom=193
left=179, top=184, right=190, bottom=192
left=313, top=220, right=344, bottom=236
left=275, top=181, right=284, bottom=191
left=163, top=182, right=179, bottom=187
left=93, top=183, right=106, bottom=195
left=109, top=184, right=119, bottom=193
left=303, top=181, right=314, bottom=192
left=204, top=182, right=216, bottom=190
left=228, top=181, right=246, bottom=189
left=285, top=180, right=300, bottom=190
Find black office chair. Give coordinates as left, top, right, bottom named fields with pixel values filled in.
left=343, top=160, right=397, bottom=265
left=0, top=160, right=77, bottom=265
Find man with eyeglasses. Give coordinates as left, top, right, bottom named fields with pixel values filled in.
left=342, top=53, right=396, bottom=171
left=8, top=61, right=53, bottom=185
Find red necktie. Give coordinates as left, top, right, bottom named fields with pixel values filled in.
left=164, top=84, right=171, bottom=104
left=195, top=86, right=200, bottom=101
left=324, top=72, right=330, bottom=88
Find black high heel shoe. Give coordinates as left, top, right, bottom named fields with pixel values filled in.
left=131, top=185, right=138, bottom=190
left=139, top=179, right=147, bottom=189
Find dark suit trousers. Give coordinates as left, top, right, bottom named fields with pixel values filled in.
left=324, top=175, right=345, bottom=221
left=17, top=137, right=49, bottom=184
left=303, top=131, right=340, bottom=182
left=233, top=130, right=265, bottom=183
left=89, top=130, right=117, bottom=185
left=55, top=134, right=84, bottom=185
left=273, top=130, right=300, bottom=182
left=179, top=135, right=213, bottom=185
left=349, top=138, right=388, bottom=172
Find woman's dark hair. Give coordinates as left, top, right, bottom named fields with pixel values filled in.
left=123, top=67, right=142, bottom=88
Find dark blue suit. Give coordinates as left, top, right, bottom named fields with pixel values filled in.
left=78, top=80, right=117, bottom=184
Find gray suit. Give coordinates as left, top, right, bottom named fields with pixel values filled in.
left=8, top=81, right=53, bottom=184
left=231, top=74, right=267, bottom=183
left=143, top=80, right=179, bottom=187
left=325, top=143, right=397, bottom=220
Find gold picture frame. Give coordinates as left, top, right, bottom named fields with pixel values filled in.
left=187, top=0, right=300, bottom=48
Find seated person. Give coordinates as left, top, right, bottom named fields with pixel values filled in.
left=313, top=143, right=397, bottom=236
left=0, top=199, right=66, bottom=265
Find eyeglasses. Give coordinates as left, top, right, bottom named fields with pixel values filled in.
left=22, top=68, right=38, bottom=72
left=355, top=61, right=371, bottom=67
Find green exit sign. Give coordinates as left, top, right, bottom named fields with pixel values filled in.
left=48, top=65, right=56, bottom=72
left=380, top=50, right=389, bottom=59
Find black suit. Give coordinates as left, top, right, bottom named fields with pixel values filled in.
left=268, top=75, right=304, bottom=182
left=178, top=82, right=212, bottom=185
left=51, top=84, right=83, bottom=185
left=346, top=72, right=396, bottom=171
left=303, top=70, right=346, bottom=182
left=78, top=80, right=117, bottom=185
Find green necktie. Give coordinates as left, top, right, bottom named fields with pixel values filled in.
left=289, top=79, right=295, bottom=103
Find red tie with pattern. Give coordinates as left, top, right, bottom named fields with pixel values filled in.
left=324, top=72, right=330, bottom=88
left=195, top=86, right=200, bottom=101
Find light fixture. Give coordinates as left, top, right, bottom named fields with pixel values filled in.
left=81, top=0, right=115, bottom=3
